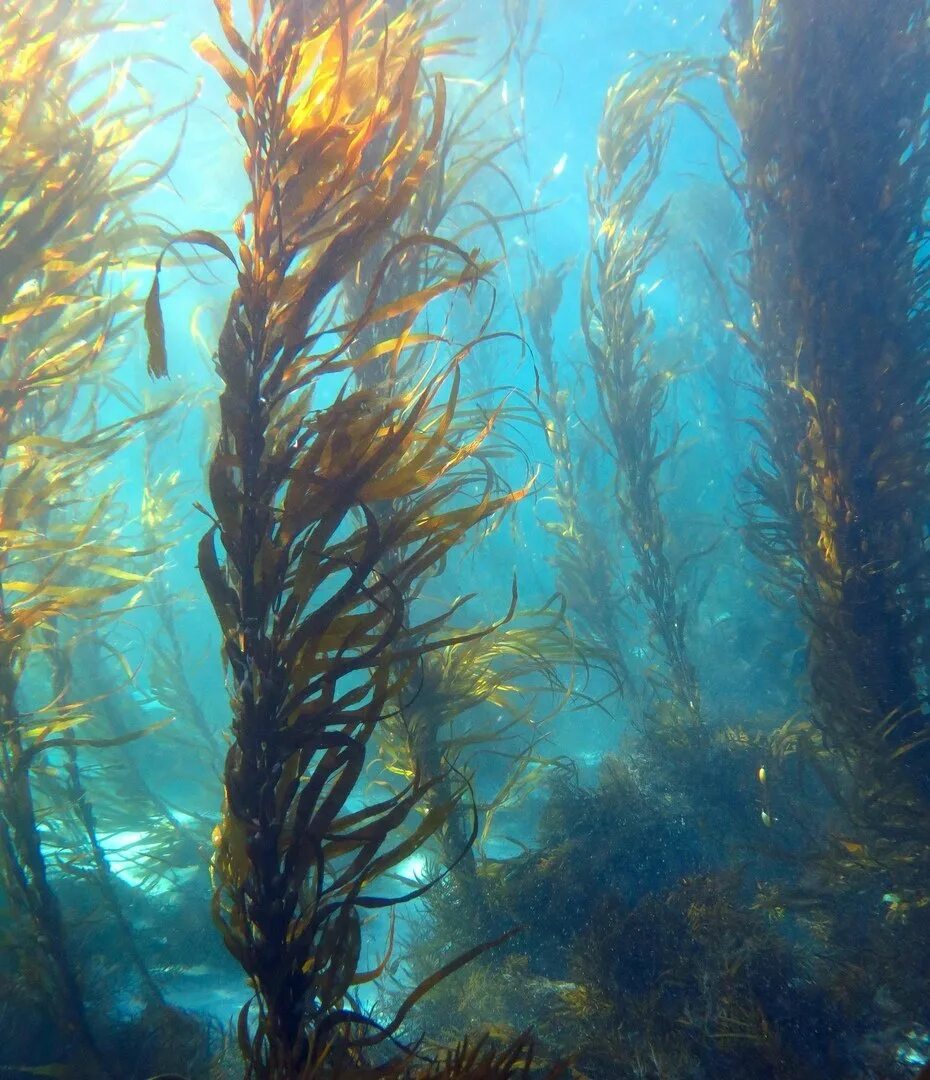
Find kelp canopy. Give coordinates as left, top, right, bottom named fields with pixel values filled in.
left=3, top=0, right=930, bottom=1079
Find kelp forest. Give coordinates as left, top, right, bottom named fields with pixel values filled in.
left=2, top=0, right=930, bottom=1077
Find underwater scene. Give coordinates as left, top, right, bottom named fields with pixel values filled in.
left=4, top=0, right=930, bottom=1076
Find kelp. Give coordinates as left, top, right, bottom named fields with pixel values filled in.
left=582, top=58, right=710, bottom=727
left=408, top=1032, right=564, bottom=1079
left=343, top=0, right=531, bottom=355
left=151, top=2, right=534, bottom=1075
left=549, top=870, right=853, bottom=1080
left=525, top=253, right=629, bottom=694
left=391, top=38, right=889, bottom=1076
left=725, top=0, right=930, bottom=846
left=375, top=593, right=578, bottom=926
left=39, top=628, right=169, bottom=1014
left=400, top=743, right=868, bottom=1079
left=0, top=2, right=184, bottom=1075
left=10, top=0, right=930, bottom=1075
left=332, top=9, right=560, bottom=931
left=140, top=418, right=221, bottom=766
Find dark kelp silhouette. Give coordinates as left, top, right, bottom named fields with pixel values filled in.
left=147, top=1, right=552, bottom=1075
left=726, top=0, right=930, bottom=857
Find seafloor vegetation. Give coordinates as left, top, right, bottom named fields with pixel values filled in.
left=1, top=0, right=930, bottom=1077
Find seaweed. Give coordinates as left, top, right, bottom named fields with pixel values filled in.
left=6, top=1, right=930, bottom=1076
left=150, top=2, right=543, bottom=1074
left=397, top=24, right=927, bottom=1074
left=330, top=11, right=571, bottom=931
left=551, top=871, right=855, bottom=1080
left=0, top=2, right=189, bottom=1074
left=377, top=594, right=579, bottom=931
left=726, top=0, right=930, bottom=844
left=582, top=57, right=713, bottom=729
left=401, top=745, right=871, bottom=1078
left=525, top=254, right=630, bottom=697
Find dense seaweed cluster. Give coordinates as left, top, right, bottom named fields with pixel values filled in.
left=1, top=0, right=930, bottom=1078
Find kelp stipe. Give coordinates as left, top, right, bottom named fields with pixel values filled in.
left=158, top=2, right=532, bottom=1075
left=582, top=59, right=710, bottom=729
left=725, top=0, right=930, bottom=839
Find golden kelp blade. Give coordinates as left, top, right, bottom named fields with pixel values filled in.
left=165, top=0, right=538, bottom=1074
left=145, top=230, right=238, bottom=378
left=144, top=270, right=167, bottom=378
left=0, top=1, right=193, bottom=1075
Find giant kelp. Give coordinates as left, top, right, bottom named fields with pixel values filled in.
left=377, top=594, right=578, bottom=929
left=396, top=21, right=930, bottom=1075
left=526, top=254, right=630, bottom=697
left=400, top=744, right=872, bottom=1079
left=0, top=2, right=192, bottom=1074
left=582, top=58, right=712, bottom=729
left=7, top=0, right=930, bottom=1076
left=333, top=11, right=575, bottom=932
left=726, top=0, right=930, bottom=853
left=151, top=1, right=538, bottom=1075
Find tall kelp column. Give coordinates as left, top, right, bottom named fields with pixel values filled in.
left=727, top=2, right=930, bottom=849
left=583, top=60, right=709, bottom=732
left=0, top=3, right=190, bottom=1076
left=149, top=1, right=535, bottom=1076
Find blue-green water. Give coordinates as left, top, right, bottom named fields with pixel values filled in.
left=1, top=1, right=929, bottom=1077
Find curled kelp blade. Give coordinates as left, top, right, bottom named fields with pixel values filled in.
left=320, top=926, right=524, bottom=1050
left=144, top=229, right=238, bottom=378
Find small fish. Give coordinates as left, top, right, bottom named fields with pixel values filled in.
left=130, top=688, right=164, bottom=714
left=13, top=277, right=41, bottom=302
left=758, top=765, right=766, bottom=784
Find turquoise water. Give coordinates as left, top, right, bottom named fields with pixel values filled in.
left=1, top=1, right=929, bottom=1077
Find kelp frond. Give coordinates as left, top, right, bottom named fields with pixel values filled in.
left=525, top=252, right=629, bottom=689
left=0, top=1, right=184, bottom=1075
left=583, top=58, right=711, bottom=728
left=727, top=0, right=930, bottom=843
left=153, top=2, right=532, bottom=1075
left=374, top=594, right=578, bottom=921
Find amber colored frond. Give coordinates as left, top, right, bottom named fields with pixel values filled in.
left=0, top=2, right=183, bottom=1076
left=153, top=2, right=534, bottom=1075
